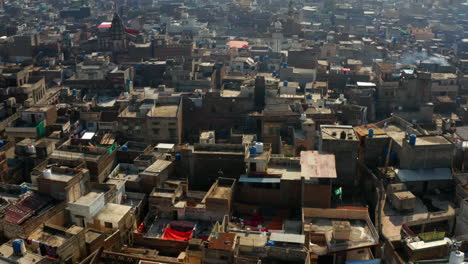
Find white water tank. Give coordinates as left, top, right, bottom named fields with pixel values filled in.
left=255, top=142, right=264, bottom=154
left=42, top=169, right=52, bottom=179
left=300, top=113, right=307, bottom=121
left=449, top=251, right=465, bottom=264
left=26, top=145, right=36, bottom=154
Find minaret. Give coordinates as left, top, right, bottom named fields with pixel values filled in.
left=271, top=20, right=283, bottom=53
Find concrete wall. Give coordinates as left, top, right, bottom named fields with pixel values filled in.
left=68, top=192, right=105, bottom=225
left=399, top=139, right=454, bottom=169
left=320, top=139, right=359, bottom=188
left=302, top=183, right=331, bottom=208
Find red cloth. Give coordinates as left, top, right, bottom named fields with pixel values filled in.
left=162, top=227, right=194, bottom=241
left=137, top=222, right=145, bottom=233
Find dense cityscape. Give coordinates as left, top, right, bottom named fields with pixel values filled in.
left=0, top=0, right=467, bottom=263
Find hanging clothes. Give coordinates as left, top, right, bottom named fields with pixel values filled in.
left=39, top=243, right=47, bottom=256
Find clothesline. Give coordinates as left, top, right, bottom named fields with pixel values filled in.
left=25, top=238, right=58, bottom=259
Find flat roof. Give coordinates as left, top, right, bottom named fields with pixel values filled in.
left=144, top=159, right=172, bottom=173
left=147, top=105, right=178, bottom=118
left=270, top=233, right=305, bottom=244
left=81, top=132, right=95, bottom=140
left=95, top=203, right=131, bottom=223
left=321, top=125, right=358, bottom=141
left=356, top=82, right=376, bottom=87
left=408, top=136, right=451, bottom=146
left=71, top=192, right=103, bottom=206
left=156, top=143, right=175, bottom=149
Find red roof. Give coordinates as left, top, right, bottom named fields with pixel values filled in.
left=227, top=40, right=249, bottom=49
left=125, top=28, right=139, bottom=35
left=98, top=22, right=112, bottom=29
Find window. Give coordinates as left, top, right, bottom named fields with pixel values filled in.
left=153, top=122, right=160, bottom=126
left=169, top=129, right=176, bottom=138
left=169, top=122, right=176, bottom=126
left=153, top=128, right=160, bottom=134
left=105, top=222, right=113, bottom=228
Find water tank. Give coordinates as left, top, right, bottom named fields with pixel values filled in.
left=282, top=62, right=288, bottom=69
left=175, top=153, right=181, bottom=161
left=409, top=134, right=417, bottom=146
left=449, top=251, right=465, bottom=264
left=272, top=70, right=277, bottom=77
left=42, top=169, right=52, bottom=179
left=26, top=145, right=36, bottom=154
left=0, top=140, right=4, bottom=147
left=300, top=113, right=307, bottom=121
left=306, top=94, right=312, bottom=100
left=121, top=145, right=129, bottom=151
left=12, top=239, right=25, bottom=256
left=456, top=97, right=461, bottom=105
left=340, top=131, right=347, bottom=140
left=124, top=92, right=129, bottom=98
left=264, top=55, right=269, bottom=60
left=250, top=146, right=257, bottom=157
left=368, top=128, right=374, bottom=138
left=20, top=185, right=28, bottom=194
left=283, top=81, right=288, bottom=87
left=255, top=142, right=264, bottom=154
left=72, top=89, right=77, bottom=96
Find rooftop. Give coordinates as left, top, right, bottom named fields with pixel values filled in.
left=300, top=151, right=337, bottom=179
left=147, top=105, right=178, bottom=118
left=0, top=242, right=49, bottom=264
left=71, top=192, right=103, bottom=207
left=94, top=203, right=131, bottom=224
left=207, top=233, right=237, bottom=251
left=321, top=125, right=358, bottom=141
left=405, top=136, right=451, bottom=146
left=144, top=159, right=172, bottom=174
left=303, top=208, right=379, bottom=254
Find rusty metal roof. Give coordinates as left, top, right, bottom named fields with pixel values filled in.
left=4, top=192, right=52, bottom=225
left=300, top=151, right=337, bottom=179
left=207, top=233, right=236, bottom=251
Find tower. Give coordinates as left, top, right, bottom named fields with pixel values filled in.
left=271, top=20, right=283, bottom=53
left=110, top=12, right=127, bottom=52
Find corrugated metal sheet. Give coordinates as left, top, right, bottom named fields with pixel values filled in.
left=4, top=192, right=52, bottom=225
left=300, top=151, right=337, bottom=179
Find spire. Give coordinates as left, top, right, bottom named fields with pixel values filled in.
left=110, top=12, right=125, bottom=39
